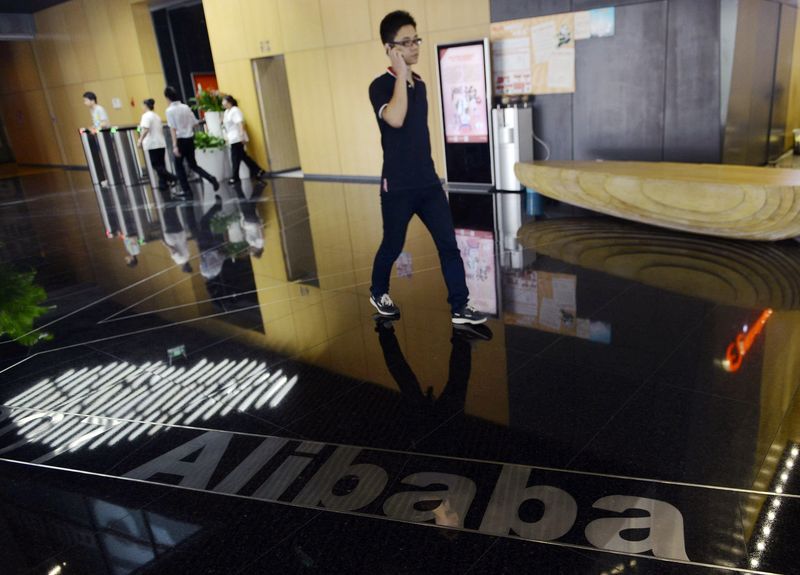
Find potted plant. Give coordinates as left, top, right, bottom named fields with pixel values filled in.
left=190, top=89, right=224, bottom=137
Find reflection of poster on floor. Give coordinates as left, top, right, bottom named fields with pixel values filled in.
left=439, top=45, right=489, bottom=144
left=455, top=229, right=497, bottom=315
left=396, top=252, right=413, bottom=278
left=502, top=270, right=611, bottom=343
left=492, top=36, right=532, bottom=95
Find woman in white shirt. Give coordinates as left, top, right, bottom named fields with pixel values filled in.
left=137, top=98, right=178, bottom=192
left=222, top=95, right=266, bottom=184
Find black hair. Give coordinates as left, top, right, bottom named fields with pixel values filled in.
left=164, top=86, right=180, bottom=102
left=380, top=10, right=416, bottom=44
left=222, top=95, right=238, bottom=107
left=143, top=98, right=155, bottom=110
left=82, top=91, right=97, bottom=102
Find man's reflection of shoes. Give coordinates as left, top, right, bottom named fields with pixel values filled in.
left=373, top=313, right=397, bottom=333
left=452, top=323, right=493, bottom=342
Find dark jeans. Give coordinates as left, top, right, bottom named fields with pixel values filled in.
left=175, top=137, right=216, bottom=191
left=371, top=184, right=469, bottom=312
left=230, top=142, right=263, bottom=182
left=147, top=148, right=176, bottom=191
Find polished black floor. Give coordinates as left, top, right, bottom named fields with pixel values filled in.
left=1, top=168, right=799, bottom=574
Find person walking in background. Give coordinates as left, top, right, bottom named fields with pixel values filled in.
left=137, top=98, right=178, bottom=195
left=222, top=95, right=266, bottom=185
left=164, top=86, right=219, bottom=199
left=367, top=10, right=486, bottom=325
left=82, top=91, right=109, bottom=131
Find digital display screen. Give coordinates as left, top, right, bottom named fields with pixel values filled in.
left=438, top=44, right=490, bottom=144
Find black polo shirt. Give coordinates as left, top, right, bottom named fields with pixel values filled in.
left=369, top=68, right=440, bottom=192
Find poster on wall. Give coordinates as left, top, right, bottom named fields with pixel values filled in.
left=439, top=44, right=490, bottom=144
left=491, top=22, right=532, bottom=96
left=455, top=229, right=497, bottom=315
left=574, top=8, right=616, bottom=40
left=490, top=13, right=575, bottom=96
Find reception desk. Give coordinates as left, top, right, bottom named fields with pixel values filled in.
left=515, top=161, right=800, bottom=241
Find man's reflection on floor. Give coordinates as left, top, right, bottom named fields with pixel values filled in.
left=374, top=316, right=492, bottom=529
left=374, top=315, right=492, bottom=416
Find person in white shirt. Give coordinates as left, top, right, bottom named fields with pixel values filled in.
left=82, top=91, right=109, bottom=131
left=163, top=86, right=219, bottom=198
left=222, top=95, right=266, bottom=185
left=137, top=98, right=177, bottom=193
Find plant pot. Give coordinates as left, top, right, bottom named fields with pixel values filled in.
left=204, top=111, right=223, bottom=138
left=196, top=147, right=228, bottom=181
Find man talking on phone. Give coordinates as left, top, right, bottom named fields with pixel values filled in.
left=368, top=10, right=486, bottom=326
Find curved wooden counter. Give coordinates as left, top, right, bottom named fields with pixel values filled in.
left=514, top=161, right=800, bottom=241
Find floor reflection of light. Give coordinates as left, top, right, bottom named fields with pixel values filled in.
left=2, top=358, right=298, bottom=456
left=749, top=443, right=797, bottom=569
left=720, top=309, right=773, bottom=373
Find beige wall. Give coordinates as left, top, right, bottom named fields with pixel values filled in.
left=786, top=13, right=800, bottom=151
left=202, top=0, right=490, bottom=177
left=0, top=0, right=165, bottom=166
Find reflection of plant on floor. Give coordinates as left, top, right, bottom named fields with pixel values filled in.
left=0, top=264, right=52, bottom=346
left=194, top=131, right=226, bottom=150
left=222, top=242, right=249, bottom=258
left=209, top=211, right=239, bottom=234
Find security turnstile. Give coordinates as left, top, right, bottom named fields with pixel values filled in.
left=79, top=128, right=105, bottom=186
left=112, top=126, right=149, bottom=188
left=96, top=128, right=123, bottom=186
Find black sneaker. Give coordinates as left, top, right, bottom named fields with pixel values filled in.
left=370, top=293, right=399, bottom=316
left=451, top=304, right=487, bottom=325
left=211, top=177, right=220, bottom=191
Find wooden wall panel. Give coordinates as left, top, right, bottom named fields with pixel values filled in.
left=426, top=0, right=490, bottom=31
left=107, top=0, right=146, bottom=77
left=321, top=0, right=373, bottom=46
left=240, top=0, right=283, bottom=59
left=81, top=0, right=123, bottom=80
left=0, top=42, right=41, bottom=96
left=203, top=0, right=249, bottom=64
left=63, top=0, right=99, bottom=82
left=327, top=42, right=386, bottom=176
left=786, top=10, right=800, bottom=149
left=277, top=0, right=325, bottom=52
left=32, top=9, right=65, bottom=88
left=285, top=49, right=342, bottom=174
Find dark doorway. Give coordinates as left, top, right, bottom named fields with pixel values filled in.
left=151, top=1, right=215, bottom=102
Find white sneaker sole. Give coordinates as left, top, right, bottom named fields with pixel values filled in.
left=451, top=316, right=488, bottom=325
left=370, top=297, right=399, bottom=316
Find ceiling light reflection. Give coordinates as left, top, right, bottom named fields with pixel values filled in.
left=2, top=358, right=298, bottom=456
